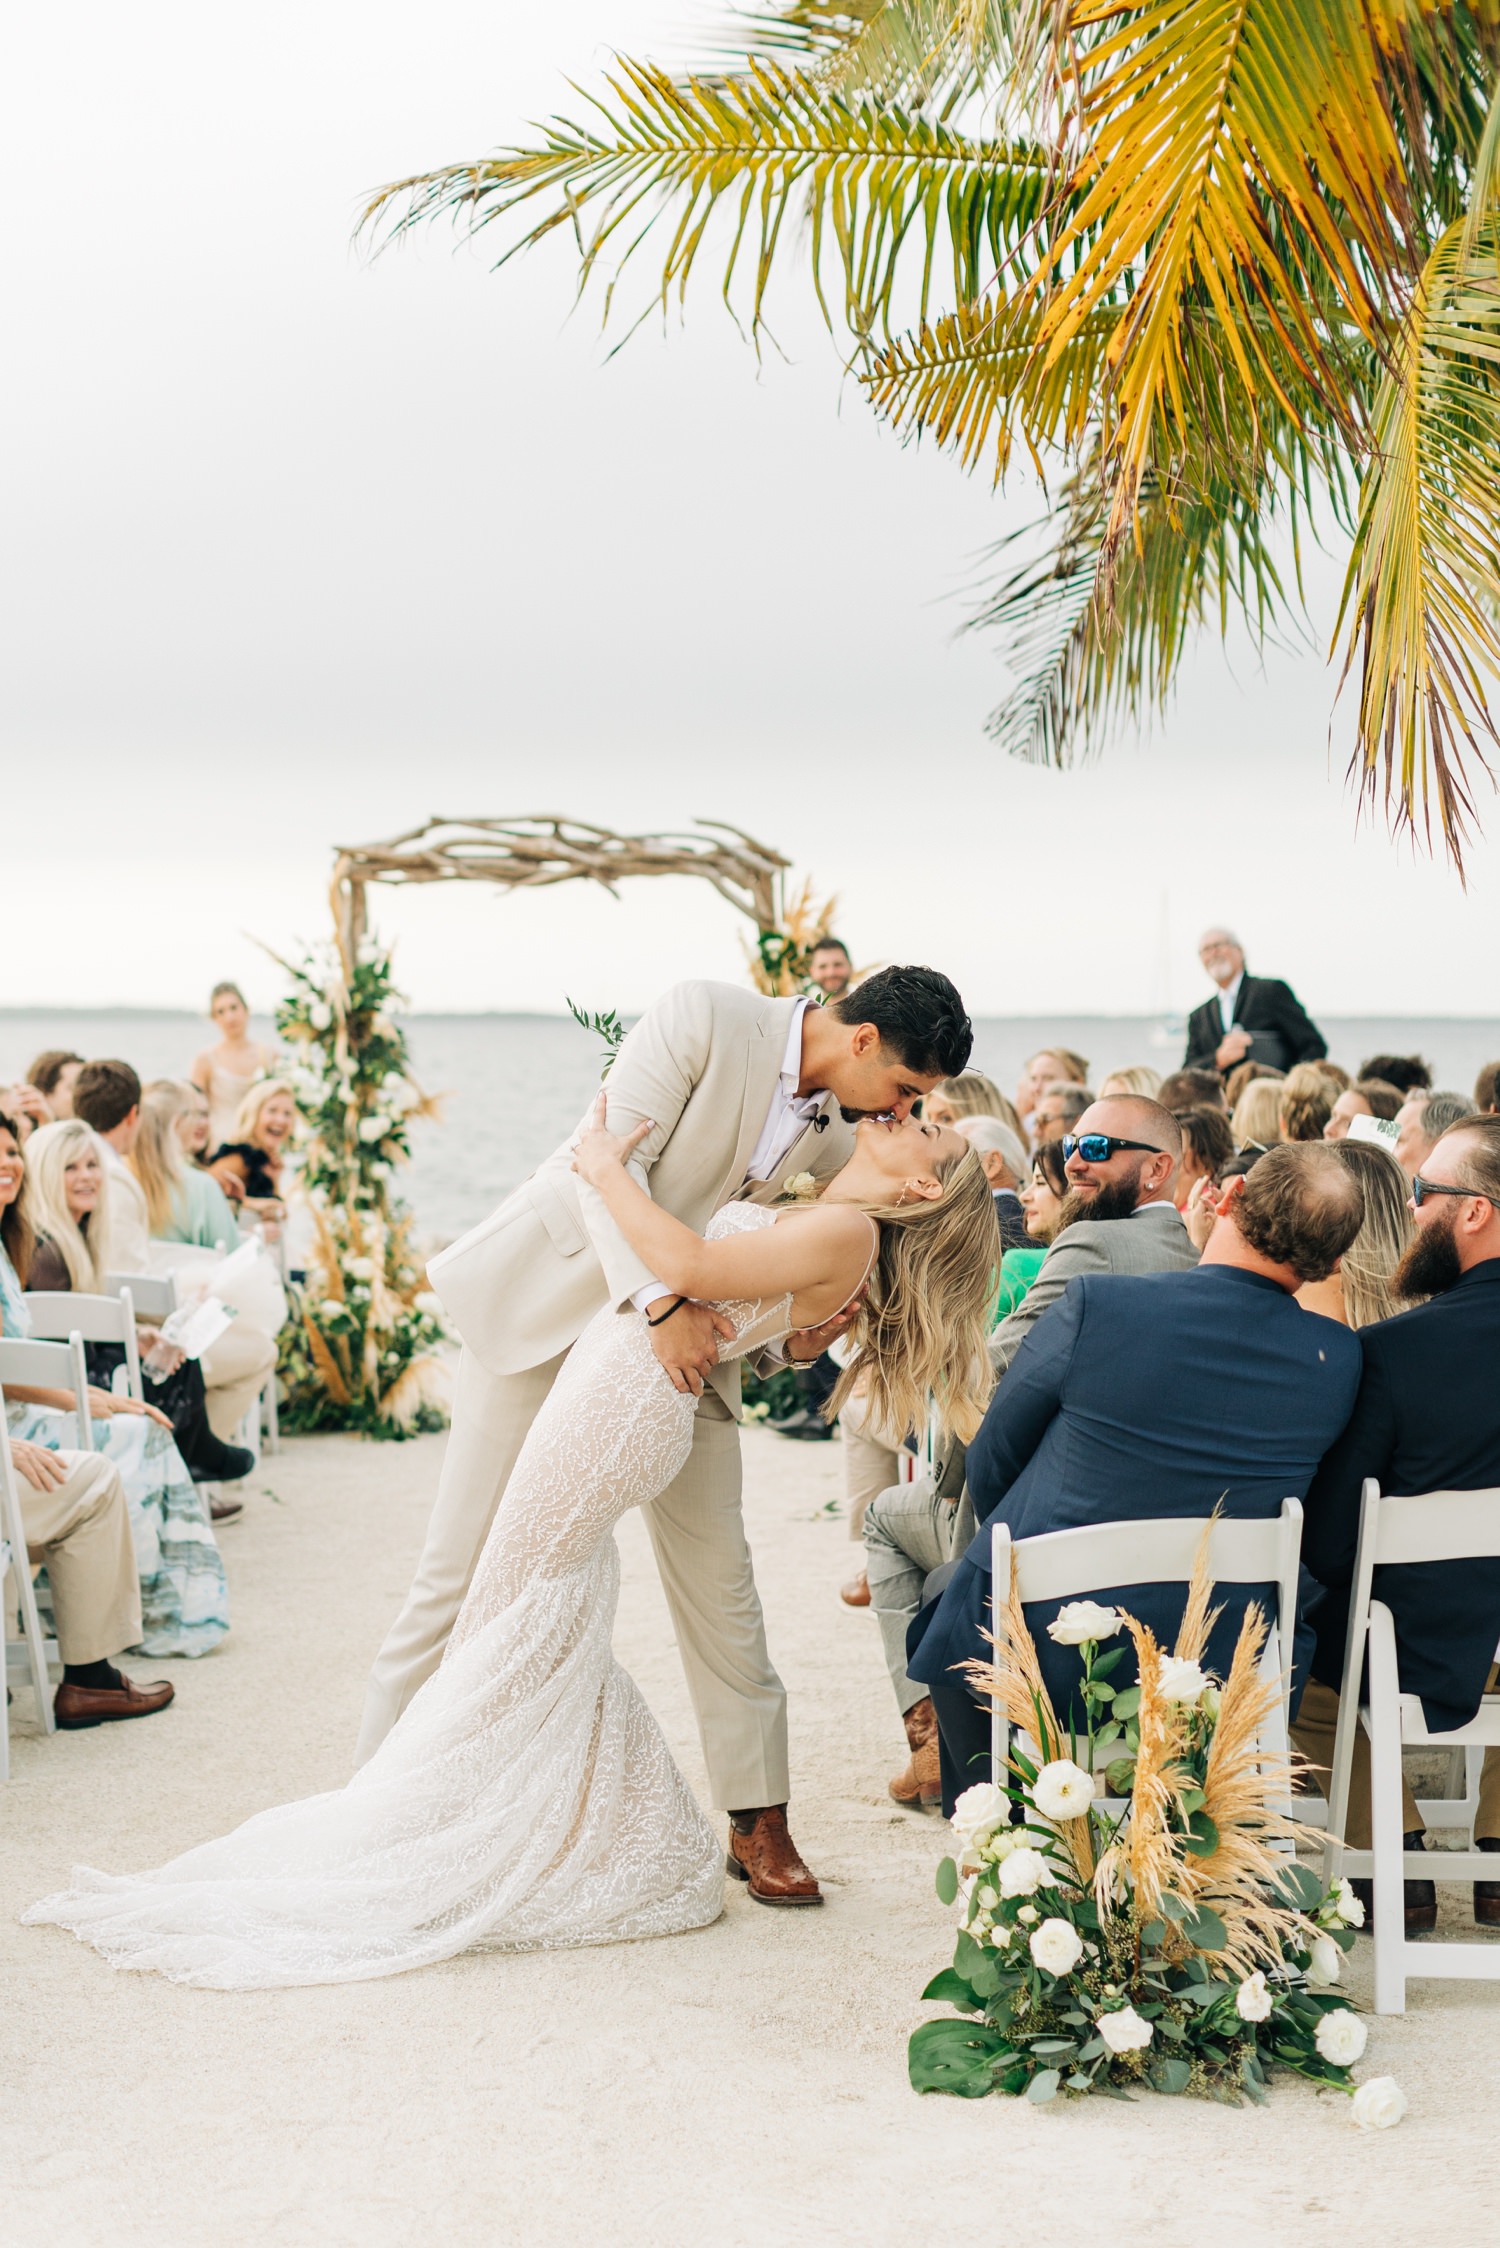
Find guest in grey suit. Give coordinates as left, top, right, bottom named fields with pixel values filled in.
left=868, top=1096, right=1198, bottom=1810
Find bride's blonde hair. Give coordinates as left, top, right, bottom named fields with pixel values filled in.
left=829, top=1144, right=998, bottom=1444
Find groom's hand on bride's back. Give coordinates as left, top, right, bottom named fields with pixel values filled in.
left=648, top=1301, right=737, bottom=1396
left=785, top=1289, right=866, bottom=1362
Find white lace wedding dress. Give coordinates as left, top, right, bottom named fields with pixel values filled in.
left=25, top=1205, right=803, bottom=1989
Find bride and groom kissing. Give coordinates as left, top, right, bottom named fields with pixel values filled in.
left=27, top=968, right=1000, bottom=1987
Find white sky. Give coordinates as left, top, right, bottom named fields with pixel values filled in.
left=6, top=0, right=1500, bottom=1023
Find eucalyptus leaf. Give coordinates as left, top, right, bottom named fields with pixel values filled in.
left=1025, top=2068, right=1061, bottom=2104
left=1182, top=1811, right=1220, bottom=1857
left=1112, top=1687, right=1142, bottom=1720
left=935, top=1856, right=959, bottom=1907
left=1150, top=2056, right=1193, bottom=2096
left=1182, top=1904, right=1228, bottom=1952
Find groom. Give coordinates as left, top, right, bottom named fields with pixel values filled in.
left=356, top=967, right=973, bottom=1902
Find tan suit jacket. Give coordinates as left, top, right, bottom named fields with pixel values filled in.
left=428, top=981, right=856, bottom=1399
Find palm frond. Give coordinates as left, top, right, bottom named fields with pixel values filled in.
left=363, top=60, right=1049, bottom=339
left=1336, top=214, right=1500, bottom=863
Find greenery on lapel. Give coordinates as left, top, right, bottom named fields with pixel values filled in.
left=912, top=1563, right=1398, bottom=2119
left=566, top=998, right=627, bottom=1080
left=364, top=8, right=1500, bottom=869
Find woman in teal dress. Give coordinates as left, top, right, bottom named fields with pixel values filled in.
left=1, top=1113, right=228, bottom=1658
left=992, top=1137, right=1071, bottom=1322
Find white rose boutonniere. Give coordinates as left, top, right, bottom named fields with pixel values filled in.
left=781, top=1172, right=818, bottom=1203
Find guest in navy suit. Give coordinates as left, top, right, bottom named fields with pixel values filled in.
left=908, top=1144, right=1365, bottom=1811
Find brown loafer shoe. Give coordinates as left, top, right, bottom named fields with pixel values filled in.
left=889, top=1695, right=943, bottom=1812
left=209, top=1494, right=244, bottom=1522
left=726, top=1806, right=823, bottom=1906
left=1475, top=1836, right=1500, bottom=1925
left=54, top=1672, right=176, bottom=1730
left=840, top=1570, right=870, bottom=1608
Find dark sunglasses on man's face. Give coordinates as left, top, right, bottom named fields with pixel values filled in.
left=1062, top=1133, right=1161, bottom=1165
left=1411, top=1174, right=1491, bottom=1209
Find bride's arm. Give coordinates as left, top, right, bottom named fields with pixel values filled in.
left=572, top=1095, right=870, bottom=1311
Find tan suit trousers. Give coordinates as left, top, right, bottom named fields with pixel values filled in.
left=201, top=1323, right=278, bottom=1442
left=354, top=1342, right=789, bottom=1811
left=16, top=1448, right=142, bottom=1663
left=1292, top=1671, right=1500, bottom=1848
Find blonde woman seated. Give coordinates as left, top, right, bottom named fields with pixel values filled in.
left=134, top=1080, right=243, bottom=1249
left=9, top=1121, right=228, bottom=1657
left=923, top=1070, right=1026, bottom=1142
left=27, top=1103, right=996, bottom=1988
left=208, top=1078, right=296, bottom=1230
left=190, top=981, right=277, bottom=1150
left=1230, top=1074, right=1285, bottom=1159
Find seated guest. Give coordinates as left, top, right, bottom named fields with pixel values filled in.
left=924, top=1071, right=1024, bottom=1142
left=1231, top=1075, right=1285, bottom=1158
left=1393, top=1088, right=1473, bottom=1181
left=908, top=1144, right=1365, bottom=1810
left=208, top=1078, right=296, bottom=1222
left=1158, top=1066, right=1228, bottom=1114
left=988, top=1096, right=1198, bottom=1379
left=953, top=1117, right=1029, bottom=1249
left=1224, top=1058, right=1283, bottom=1111
left=27, top=1050, right=83, bottom=1119
left=1475, top=1060, right=1498, bottom=1115
left=1175, top=1105, right=1236, bottom=1206
left=1015, top=1048, right=1090, bottom=1132
left=3, top=1117, right=229, bottom=1656
left=1098, top=1065, right=1162, bottom=1100
left=1359, top=1053, right=1432, bottom=1099
left=1296, top=1138, right=1414, bottom=1330
left=1030, top=1078, right=1093, bottom=1144
left=1325, top=1078, right=1403, bottom=1141
left=1186, top=928, right=1327, bottom=1076
left=1297, top=1116, right=1500, bottom=1930
left=72, top=1060, right=277, bottom=1455
left=994, top=1139, right=1069, bottom=1320
left=175, top=1078, right=243, bottom=1202
left=1279, top=1063, right=1337, bottom=1143
left=0, top=1082, right=50, bottom=1139
left=134, top=1079, right=242, bottom=1248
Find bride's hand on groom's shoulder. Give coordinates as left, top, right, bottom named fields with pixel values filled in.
left=571, top=1091, right=652, bottom=1188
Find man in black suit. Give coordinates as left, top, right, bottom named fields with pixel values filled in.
left=1185, top=927, right=1327, bottom=1077
left=1296, top=1115, right=1500, bottom=1928
left=907, top=1144, right=1365, bottom=1811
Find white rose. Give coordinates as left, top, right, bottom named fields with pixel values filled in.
left=1236, top=1971, right=1273, bottom=2022
left=1351, top=2076, right=1407, bottom=2130
left=371, top=1161, right=393, bottom=1180
left=949, top=1782, right=1005, bottom=1846
left=1157, top=1657, right=1209, bottom=1706
left=1097, top=2005, right=1154, bottom=2054
left=358, top=1115, right=390, bottom=1143
left=357, top=940, right=380, bottom=964
left=414, top=1292, right=443, bottom=1318
left=1032, top=1759, right=1096, bottom=1822
left=1314, top=2008, right=1368, bottom=2067
left=1307, top=1933, right=1342, bottom=1988
left=309, top=1001, right=332, bottom=1031
left=344, top=1256, right=376, bottom=1283
left=1333, top=1877, right=1366, bottom=1930
left=987, top=1920, right=1013, bottom=1949
left=1047, top=1601, right=1122, bottom=1646
left=998, top=1847, right=1049, bottom=1899
left=1028, top=1917, right=1083, bottom=1976
left=1017, top=1904, right=1038, bottom=1924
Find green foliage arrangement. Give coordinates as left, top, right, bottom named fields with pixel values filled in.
left=274, top=938, right=450, bottom=1439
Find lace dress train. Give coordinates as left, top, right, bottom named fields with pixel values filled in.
left=24, top=1206, right=792, bottom=1989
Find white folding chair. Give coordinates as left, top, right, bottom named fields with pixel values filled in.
left=25, top=1288, right=142, bottom=1401
left=989, top=1503, right=1305, bottom=1820
left=0, top=1390, right=66, bottom=1765
left=1322, top=1478, right=1500, bottom=2013
left=104, top=1268, right=177, bottom=1324
left=0, top=1334, right=93, bottom=1439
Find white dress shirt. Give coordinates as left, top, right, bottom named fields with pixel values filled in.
left=1217, top=972, right=1244, bottom=1034
left=633, top=999, right=820, bottom=1315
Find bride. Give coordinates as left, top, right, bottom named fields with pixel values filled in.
left=25, top=1101, right=998, bottom=1989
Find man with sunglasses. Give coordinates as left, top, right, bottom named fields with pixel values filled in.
left=986, top=1097, right=1198, bottom=1379
left=1298, top=1115, right=1500, bottom=1931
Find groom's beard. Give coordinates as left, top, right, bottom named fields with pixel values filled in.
left=1393, top=1208, right=1463, bottom=1300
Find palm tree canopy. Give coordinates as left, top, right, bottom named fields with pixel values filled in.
left=366, top=0, right=1500, bottom=866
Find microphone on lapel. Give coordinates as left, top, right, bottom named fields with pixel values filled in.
left=812, top=1113, right=829, bottom=1133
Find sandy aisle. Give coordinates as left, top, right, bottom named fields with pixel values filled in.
left=3, top=1424, right=1495, bottom=2247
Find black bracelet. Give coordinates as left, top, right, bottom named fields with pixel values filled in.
left=646, top=1295, right=688, bottom=1329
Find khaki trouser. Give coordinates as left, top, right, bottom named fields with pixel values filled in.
left=864, top=1475, right=976, bottom=1718
left=1292, top=1671, right=1500, bottom=1847
left=354, top=1342, right=788, bottom=1811
left=14, top=1448, right=141, bottom=1662
left=840, top=1386, right=902, bottom=1543
left=201, top=1323, right=277, bottom=1441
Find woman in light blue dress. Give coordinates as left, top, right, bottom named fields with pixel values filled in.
left=0, top=1113, right=228, bottom=1658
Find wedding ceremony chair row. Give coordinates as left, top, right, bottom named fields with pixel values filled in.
left=0, top=1347, right=87, bottom=1764
left=0, top=1406, right=58, bottom=1779
left=1323, top=1478, right=1500, bottom=2014
left=989, top=1502, right=1305, bottom=1826
left=25, top=1288, right=142, bottom=1401
left=105, top=1265, right=279, bottom=1459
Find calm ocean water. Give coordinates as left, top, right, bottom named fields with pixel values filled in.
left=5, top=1008, right=1498, bottom=1248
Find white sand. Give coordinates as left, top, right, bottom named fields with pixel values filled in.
left=3, top=1425, right=1496, bottom=2248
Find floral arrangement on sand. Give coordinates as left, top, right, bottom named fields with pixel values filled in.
left=910, top=1563, right=1405, bottom=2128
left=272, top=934, right=450, bottom=1439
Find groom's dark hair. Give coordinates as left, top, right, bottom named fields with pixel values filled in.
left=829, top=966, right=973, bottom=1079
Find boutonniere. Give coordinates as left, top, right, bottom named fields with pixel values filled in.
left=779, top=1172, right=818, bottom=1204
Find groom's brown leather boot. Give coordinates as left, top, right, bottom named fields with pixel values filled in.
left=726, top=1806, right=823, bottom=1905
